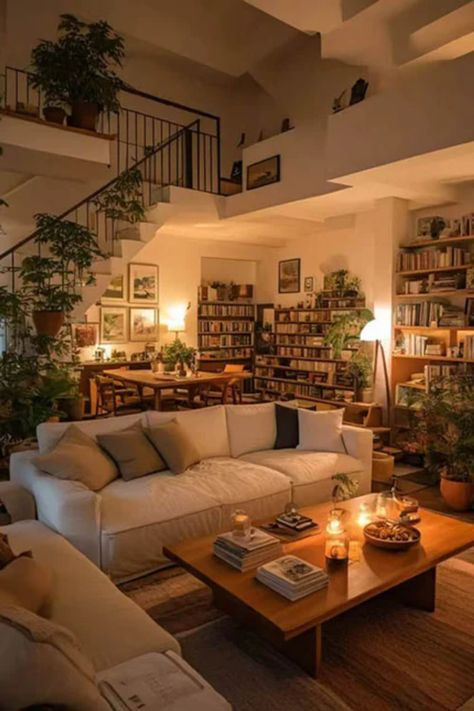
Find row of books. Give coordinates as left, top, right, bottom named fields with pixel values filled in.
left=462, top=335, right=474, bottom=360
left=399, top=272, right=465, bottom=295
left=199, top=304, right=254, bottom=317
left=275, top=346, right=332, bottom=358
left=397, top=334, right=431, bottom=356
left=198, top=334, right=253, bottom=348
left=397, top=247, right=472, bottom=272
left=256, top=359, right=338, bottom=375
left=255, top=378, right=351, bottom=402
left=276, top=323, right=328, bottom=334
left=394, top=302, right=468, bottom=327
left=276, top=335, right=328, bottom=346
left=276, top=311, right=337, bottom=324
left=198, top=347, right=253, bottom=360
left=255, top=368, right=336, bottom=385
left=425, top=363, right=474, bottom=383
left=199, top=321, right=253, bottom=334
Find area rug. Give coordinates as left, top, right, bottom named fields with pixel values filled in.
left=122, top=549, right=474, bottom=711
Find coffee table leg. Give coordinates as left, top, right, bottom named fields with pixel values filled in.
left=280, top=625, right=322, bottom=678
left=394, top=567, right=436, bottom=612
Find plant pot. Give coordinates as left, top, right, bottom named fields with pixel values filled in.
left=372, top=451, right=395, bottom=483
left=341, top=350, right=353, bottom=361
left=58, top=396, right=84, bottom=422
left=357, top=387, right=374, bottom=403
left=32, top=310, right=64, bottom=338
left=440, top=476, right=474, bottom=512
left=69, top=102, right=100, bottom=131
left=43, top=106, right=66, bottom=125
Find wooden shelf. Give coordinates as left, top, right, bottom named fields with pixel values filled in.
left=255, top=387, right=351, bottom=407
left=198, top=315, right=254, bottom=320
left=393, top=325, right=474, bottom=331
left=397, top=264, right=473, bottom=276
left=256, top=354, right=350, bottom=364
left=392, top=353, right=474, bottom=363
left=255, top=374, right=354, bottom=391
left=198, top=331, right=253, bottom=335
left=255, top=363, right=347, bottom=374
left=399, top=235, right=474, bottom=249
left=198, top=356, right=251, bottom=362
left=275, top=307, right=367, bottom=313
left=199, top=345, right=254, bottom=351
left=395, top=290, right=473, bottom=299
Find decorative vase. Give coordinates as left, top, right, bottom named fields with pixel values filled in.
left=32, top=310, right=64, bottom=338
left=358, top=387, right=374, bottom=403
left=440, top=476, right=474, bottom=512
left=69, top=102, right=99, bottom=131
left=43, top=106, right=66, bottom=125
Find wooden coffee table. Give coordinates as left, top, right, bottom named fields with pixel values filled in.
left=164, top=494, right=473, bottom=677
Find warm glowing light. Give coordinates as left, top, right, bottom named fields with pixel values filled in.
left=166, top=304, right=188, bottom=333
left=326, top=518, right=343, bottom=535
left=357, top=504, right=371, bottom=527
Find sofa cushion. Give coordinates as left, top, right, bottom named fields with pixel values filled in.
left=225, top=403, right=276, bottom=457
left=0, top=555, right=53, bottom=615
left=177, top=405, right=230, bottom=459
left=275, top=403, right=299, bottom=449
left=1, top=520, right=180, bottom=671
left=37, top=412, right=148, bottom=454
left=0, top=604, right=109, bottom=710
left=297, top=408, right=346, bottom=454
left=146, top=420, right=201, bottom=474
left=100, top=472, right=222, bottom=581
left=34, top=425, right=118, bottom=491
left=98, top=422, right=166, bottom=480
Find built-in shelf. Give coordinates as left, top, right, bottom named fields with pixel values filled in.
left=397, top=264, right=473, bottom=277
left=395, top=290, right=473, bottom=299
left=257, top=354, right=351, bottom=364
left=392, top=354, right=474, bottom=363
left=399, top=236, right=474, bottom=249
left=255, top=374, right=354, bottom=391
left=393, top=325, right=474, bottom=331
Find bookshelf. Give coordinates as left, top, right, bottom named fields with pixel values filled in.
left=392, top=233, right=474, bottom=417
left=196, top=295, right=255, bottom=390
left=255, top=291, right=366, bottom=407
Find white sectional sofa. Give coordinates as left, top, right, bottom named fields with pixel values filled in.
left=10, top=403, right=372, bottom=583
left=0, top=518, right=230, bottom=709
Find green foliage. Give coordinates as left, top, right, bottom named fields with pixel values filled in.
left=415, top=373, right=474, bottom=483
left=93, top=167, right=145, bottom=223
left=347, top=349, right=373, bottom=390
left=29, top=13, right=125, bottom=112
left=163, top=339, right=196, bottom=370
left=324, top=309, right=373, bottom=358
left=331, top=473, right=359, bottom=502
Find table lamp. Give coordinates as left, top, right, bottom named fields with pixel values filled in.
left=166, top=302, right=190, bottom=340
left=360, top=318, right=391, bottom=425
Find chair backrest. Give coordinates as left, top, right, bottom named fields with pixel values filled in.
left=223, top=364, right=245, bottom=373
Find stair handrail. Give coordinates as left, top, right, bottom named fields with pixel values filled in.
left=0, top=118, right=200, bottom=262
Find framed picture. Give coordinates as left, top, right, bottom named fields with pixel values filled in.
left=304, top=276, right=314, bottom=292
left=247, top=155, right=280, bottom=191
left=100, top=307, right=128, bottom=343
left=129, top=307, right=159, bottom=342
left=72, top=322, right=99, bottom=348
left=129, top=263, right=159, bottom=304
left=279, top=258, right=300, bottom=294
left=102, top=274, right=125, bottom=301
left=465, top=298, right=474, bottom=326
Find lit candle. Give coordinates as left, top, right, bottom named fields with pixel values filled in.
left=231, top=509, right=251, bottom=539
left=357, top=502, right=371, bottom=527
left=325, top=510, right=349, bottom=561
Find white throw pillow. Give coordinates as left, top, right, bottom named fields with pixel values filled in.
left=177, top=405, right=230, bottom=460
left=297, top=408, right=346, bottom=453
left=225, top=403, right=276, bottom=458
left=0, top=604, right=109, bottom=710
left=37, top=412, right=147, bottom=453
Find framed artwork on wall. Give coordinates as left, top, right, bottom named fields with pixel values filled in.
left=102, top=274, right=125, bottom=301
left=304, top=276, right=314, bottom=292
left=100, top=307, right=128, bottom=343
left=129, top=263, right=159, bottom=304
left=130, top=307, right=159, bottom=341
left=278, top=258, right=300, bottom=294
left=72, top=322, right=99, bottom=348
left=246, top=155, right=280, bottom=191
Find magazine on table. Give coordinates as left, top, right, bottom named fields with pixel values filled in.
left=258, top=556, right=327, bottom=586
left=276, top=512, right=316, bottom=531
left=215, top=529, right=279, bottom=551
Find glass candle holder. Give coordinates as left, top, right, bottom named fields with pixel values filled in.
left=357, top=501, right=372, bottom=527
left=325, top=509, right=349, bottom=561
left=231, top=509, right=251, bottom=540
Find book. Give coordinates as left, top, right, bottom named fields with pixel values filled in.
left=275, top=511, right=316, bottom=531
left=256, top=555, right=328, bottom=601
left=213, top=529, right=281, bottom=571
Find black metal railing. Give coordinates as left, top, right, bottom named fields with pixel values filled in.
left=1, top=65, right=221, bottom=191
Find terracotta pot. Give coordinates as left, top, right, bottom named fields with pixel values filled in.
left=440, top=476, right=474, bottom=511
left=32, top=310, right=64, bottom=338
left=69, top=102, right=99, bottom=131
left=43, top=106, right=66, bottom=125
left=372, top=451, right=395, bottom=483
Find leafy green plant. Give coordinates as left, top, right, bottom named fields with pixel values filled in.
left=324, top=309, right=373, bottom=359
left=415, top=373, right=474, bottom=483
left=331, top=473, right=359, bottom=502
left=347, top=349, right=373, bottom=390
left=93, top=167, right=145, bottom=223
left=30, top=14, right=124, bottom=113
left=163, top=339, right=196, bottom=370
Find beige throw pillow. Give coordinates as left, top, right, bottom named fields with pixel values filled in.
left=34, top=424, right=118, bottom=491
left=0, top=605, right=109, bottom=710
left=97, top=421, right=166, bottom=481
left=146, top=419, right=200, bottom=474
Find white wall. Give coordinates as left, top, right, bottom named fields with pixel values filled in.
left=201, top=257, right=257, bottom=285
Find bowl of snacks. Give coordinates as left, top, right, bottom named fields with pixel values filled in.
left=363, top=520, right=420, bottom=550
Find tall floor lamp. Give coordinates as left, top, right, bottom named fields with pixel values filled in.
left=360, top=318, right=391, bottom=426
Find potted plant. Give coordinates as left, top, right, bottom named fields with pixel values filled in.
left=347, top=349, right=373, bottom=402
left=163, top=339, right=196, bottom=371
left=30, top=14, right=124, bottom=131
left=324, top=309, right=373, bottom=360
left=414, top=374, right=474, bottom=510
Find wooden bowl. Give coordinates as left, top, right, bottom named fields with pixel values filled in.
left=363, top=521, right=421, bottom=551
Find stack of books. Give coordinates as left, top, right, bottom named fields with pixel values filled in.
left=256, top=555, right=329, bottom=601
left=213, top=529, right=281, bottom=571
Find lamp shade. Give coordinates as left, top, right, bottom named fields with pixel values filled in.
left=360, top=318, right=384, bottom=342
left=166, top=304, right=187, bottom=333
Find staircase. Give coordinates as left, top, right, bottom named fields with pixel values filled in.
left=0, top=67, right=221, bottom=323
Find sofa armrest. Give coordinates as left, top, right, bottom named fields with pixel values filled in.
left=341, top=425, right=373, bottom=494
left=10, top=450, right=102, bottom=566
left=0, top=481, right=36, bottom=523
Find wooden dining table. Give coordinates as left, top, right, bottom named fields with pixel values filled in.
left=103, top=368, right=251, bottom=410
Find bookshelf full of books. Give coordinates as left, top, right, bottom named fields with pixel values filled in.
left=254, top=292, right=367, bottom=407
left=392, top=219, right=474, bottom=421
